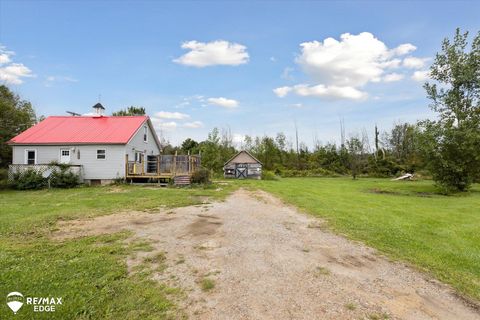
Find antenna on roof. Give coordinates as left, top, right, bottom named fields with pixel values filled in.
left=66, top=111, right=81, bottom=116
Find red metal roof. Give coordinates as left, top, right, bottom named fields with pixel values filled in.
left=8, top=116, right=149, bottom=145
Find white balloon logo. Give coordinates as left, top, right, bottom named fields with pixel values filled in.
left=6, top=292, right=24, bottom=314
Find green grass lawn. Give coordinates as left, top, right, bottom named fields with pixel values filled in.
left=0, top=184, right=234, bottom=319
left=242, top=177, right=480, bottom=302
left=1, top=178, right=479, bottom=319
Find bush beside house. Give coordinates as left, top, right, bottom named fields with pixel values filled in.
left=10, top=164, right=80, bottom=190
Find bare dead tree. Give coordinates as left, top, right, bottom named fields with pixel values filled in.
left=339, top=117, right=345, bottom=149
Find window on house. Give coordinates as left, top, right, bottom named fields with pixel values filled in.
left=143, top=126, right=148, bottom=142
left=96, top=149, right=106, bottom=160
left=134, top=151, right=142, bottom=163
left=26, top=150, right=36, bottom=165
left=77, top=149, right=81, bottom=159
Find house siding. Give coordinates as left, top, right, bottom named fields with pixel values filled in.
left=12, top=144, right=126, bottom=180
left=125, top=122, right=161, bottom=167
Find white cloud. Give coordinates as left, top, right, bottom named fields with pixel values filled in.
left=0, top=53, right=11, bottom=64
left=46, top=75, right=77, bottom=82
left=207, top=97, right=239, bottom=108
left=412, top=70, right=430, bottom=82
left=44, top=75, right=78, bottom=87
left=173, top=40, right=249, bottom=67
left=274, top=84, right=367, bottom=100
left=151, top=110, right=203, bottom=131
left=274, top=32, right=422, bottom=101
left=296, top=32, right=415, bottom=87
left=0, top=63, right=34, bottom=85
left=298, top=84, right=367, bottom=100
left=273, top=86, right=292, bottom=98
left=159, top=121, right=178, bottom=130
left=174, top=99, right=190, bottom=109
left=391, top=43, right=417, bottom=56
left=154, top=111, right=190, bottom=120
left=183, top=121, right=204, bottom=129
left=150, top=116, right=178, bottom=131
left=403, top=56, right=428, bottom=69
left=0, top=46, right=33, bottom=85
left=151, top=118, right=178, bottom=131
left=0, top=46, right=34, bottom=84
left=383, top=73, right=404, bottom=82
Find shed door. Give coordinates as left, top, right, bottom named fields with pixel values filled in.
left=235, top=164, right=248, bottom=179
left=60, top=148, right=71, bottom=164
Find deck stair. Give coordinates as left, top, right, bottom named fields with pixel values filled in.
left=174, top=175, right=191, bottom=186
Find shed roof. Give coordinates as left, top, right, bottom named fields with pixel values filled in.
left=224, top=150, right=262, bottom=166
left=8, top=116, right=152, bottom=145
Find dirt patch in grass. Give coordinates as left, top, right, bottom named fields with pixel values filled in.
left=369, top=188, right=402, bottom=195
left=187, top=217, right=222, bottom=237
left=105, top=186, right=130, bottom=193
left=415, top=191, right=434, bottom=197
left=52, top=189, right=480, bottom=320
left=369, top=188, right=437, bottom=198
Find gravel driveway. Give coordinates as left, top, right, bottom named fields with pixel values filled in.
left=55, top=189, right=480, bottom=320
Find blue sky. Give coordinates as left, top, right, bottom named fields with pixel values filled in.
left=1, top=1, right=479, bottom=147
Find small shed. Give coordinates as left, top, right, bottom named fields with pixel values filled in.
left=223, top=150, right=262, bottom=179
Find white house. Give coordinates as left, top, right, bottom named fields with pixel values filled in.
left=8, top=104, right=162, bottom=185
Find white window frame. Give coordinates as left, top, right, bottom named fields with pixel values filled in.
left=96, top=149, right=106, bottom=160
left=134, top=151, right=143, bottom=163
left=143, top=125, right=148, bottom=143
left=59, top=148, right=71, bottom=163
left=24, top=149, right=37, bottom=165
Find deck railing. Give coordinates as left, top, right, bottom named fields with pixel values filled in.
left=125, top=154, right=201, bottom=177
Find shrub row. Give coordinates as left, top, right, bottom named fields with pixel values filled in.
left=279, top=168, right=339, bottom=178
left=10, top=166, right=79, bottom=190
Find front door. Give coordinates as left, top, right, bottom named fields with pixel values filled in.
left=60, top=149, right=71, bottom=164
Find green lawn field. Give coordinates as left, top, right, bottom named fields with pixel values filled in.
left=0, top=178, right=479, bottom=319
left=0, top=184, right=234, bottom=319
left=245, top=177, right=480, bottom=302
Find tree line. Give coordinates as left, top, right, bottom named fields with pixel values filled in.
left=165, top=122, right=423, bottom=179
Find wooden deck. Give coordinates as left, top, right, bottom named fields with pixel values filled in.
left=125, top=153, right=200, bottom=181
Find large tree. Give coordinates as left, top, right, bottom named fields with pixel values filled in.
left=181, top=138, right=199, bottom=154
left=0, top=85, right=37, bottom=167
left=346, top=136, right=367, bottom=180
left=421, top=29, right=480, bottom=192
left=383, top=122, right=422, bottom=171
